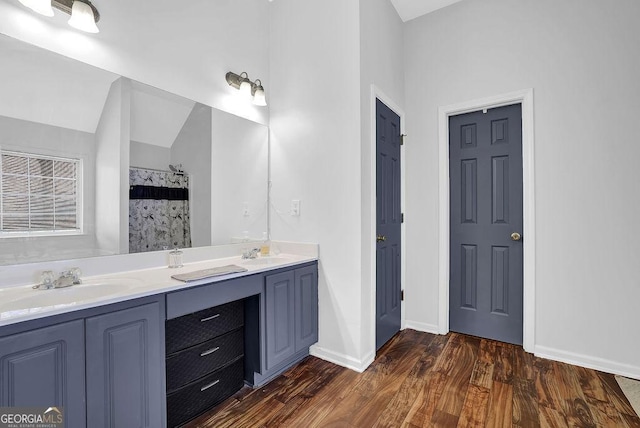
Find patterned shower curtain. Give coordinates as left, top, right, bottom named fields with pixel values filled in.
left=129, top=168, right=192, bottom=253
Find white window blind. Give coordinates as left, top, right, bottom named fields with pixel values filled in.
left=0, top=151, right=81, bottom=235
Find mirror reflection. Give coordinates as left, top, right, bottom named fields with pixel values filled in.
left=0, top=35, right=268, bottom=265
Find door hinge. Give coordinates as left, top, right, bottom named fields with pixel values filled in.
left=401, top=290, right=404, bottom=301
left=400, top=134, right=406, bottom=145
left=401, top=213, right=404, bottom=223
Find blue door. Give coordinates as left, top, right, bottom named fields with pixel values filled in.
left=449, top=104, right=523, bottom=345
left=376, top=99, right=402, bottom=350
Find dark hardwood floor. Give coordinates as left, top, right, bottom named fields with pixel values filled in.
left=186, top=329, right=640, bottom=427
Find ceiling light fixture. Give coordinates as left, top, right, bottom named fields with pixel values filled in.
left=17, top=0, right=101, bottom=33
left=226, top=71, right=267, bottom=107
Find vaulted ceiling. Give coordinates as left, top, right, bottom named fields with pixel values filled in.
left=0, top=35, right=194, bottom=148
left=390, top=0, right=464, bottom=22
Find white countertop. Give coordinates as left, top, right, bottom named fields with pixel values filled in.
left=0, top=253, right=317, bottom=327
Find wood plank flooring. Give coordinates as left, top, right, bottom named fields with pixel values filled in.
left=186, top=330, right=640, bottom=427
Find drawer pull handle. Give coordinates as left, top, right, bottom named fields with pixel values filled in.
left=200, top=346, right=220, bottom=357
left=200, top=314, right=220, bottom=322
left=200, top=379, right=220, bottom=392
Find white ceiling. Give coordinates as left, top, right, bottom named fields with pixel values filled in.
left=390, top=0, right=465, bottom=22
left=0, top=35, right=194, bottom=148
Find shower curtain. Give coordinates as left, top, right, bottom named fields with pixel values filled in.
left=129, top=167, right=192, bottom=253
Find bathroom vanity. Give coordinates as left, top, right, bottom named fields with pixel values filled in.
left=0, top=32, right=313, bottom=428
left=0, top=253, right=318, bottom=428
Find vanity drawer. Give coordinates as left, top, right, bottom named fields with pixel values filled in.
left=166, top=300, right=244, bottom=354
left=166, top=327, right=244, bottom=393
left=166, top=357, right=244, bottom=428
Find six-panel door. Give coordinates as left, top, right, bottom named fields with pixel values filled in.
left=0, top=320, right=86, bottom=427
left=449, top=104, right=524, bottom=345
left=86, top=303, right=164, bottom=428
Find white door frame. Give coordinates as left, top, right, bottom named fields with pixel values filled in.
left=369, top=85, right=406, bottom=358
left=438, top=89, right=536, bottom=352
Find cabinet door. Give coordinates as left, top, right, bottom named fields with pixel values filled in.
left=0, top=320, right=86, bottom=427
left=294, top=265, right=318, bottom=352
left=86, top=303, right=164, bottom=428
left=265, top=270, right=295, bottom=370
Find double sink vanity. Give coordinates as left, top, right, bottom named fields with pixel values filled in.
left=0, top=245, right=318, bottom=427
left=0, top=31, right=309, bottom=428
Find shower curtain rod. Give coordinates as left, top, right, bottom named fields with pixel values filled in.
left=130, top=166, right=186, bottom=175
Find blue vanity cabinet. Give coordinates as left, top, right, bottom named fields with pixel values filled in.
left=0, top=320, right=86, bottom=426
left=294, top=265, right=318, bottom=353
left=85, top=302, right=164, bottom=428
left=265, top=270, right=296, bottom=370
left=265, top=264, right=318, bottom=371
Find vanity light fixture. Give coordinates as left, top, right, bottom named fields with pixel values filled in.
left=17, top=0, right=101, bottom=33
left=226, top=71, right=267, bottom=106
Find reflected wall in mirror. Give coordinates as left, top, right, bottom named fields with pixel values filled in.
left=0, top=34, right=268, bottom=265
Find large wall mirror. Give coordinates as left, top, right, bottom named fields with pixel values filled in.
left=0, top=34, right=268, bottom=265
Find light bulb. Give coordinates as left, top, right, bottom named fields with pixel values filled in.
left=253, top=87, right=267, bottom=106
left=68, top=0, right=99, bottom=33
left=19, top=0, right=54, bottom=17
left=239, top=80, right=252, bottom=98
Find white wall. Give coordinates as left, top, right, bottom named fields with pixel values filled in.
left=95, top=78, right=130, bottom=255
left=269, top=0, right=366, bottom=368
left=404, top=0, right=640, bottom=376
left=211, top=109, right=268, bottom=245
left=0, top=115, right=99, bottom=264
left=171, top=104, right=212, bottom=248
left=129, top=141, right=171, bottom=172
left=0, top=0, right=269, bottom=125
left=359, top=0, right=405, bottom=363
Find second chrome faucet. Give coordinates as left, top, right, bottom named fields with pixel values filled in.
left=241, top=248, right=260, bottom=260
left=34, top=268, right=82, bottom=290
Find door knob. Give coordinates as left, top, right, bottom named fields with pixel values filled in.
left=376, top=235, right=386, bottom=243
left=511, top=232, right=522, bottom=241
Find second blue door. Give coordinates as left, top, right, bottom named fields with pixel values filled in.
left=376, top=99, right=402, bottom=350
left=449, top=104, right=524, bottom=345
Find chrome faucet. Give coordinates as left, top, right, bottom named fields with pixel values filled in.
left=34, top=268, right=82, bottom=290
left=241, top=248, right=260, bottom=259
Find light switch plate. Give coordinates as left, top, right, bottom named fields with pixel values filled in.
left=291, top=200, right=301, bottom=216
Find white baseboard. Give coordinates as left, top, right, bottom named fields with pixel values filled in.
left=404, top=320, right=441, bottom=335
left=535, top=345, right=640, bottom=381
left=310, top=345, right=375, bottom=373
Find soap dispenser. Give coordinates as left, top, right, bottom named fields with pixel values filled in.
left=168, top=247, right=183, bottom=268
left=260, top=232, right=270, bottom=256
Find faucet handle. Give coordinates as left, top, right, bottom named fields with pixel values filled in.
left=33, top=270, right=55, bottom=290
left=69, top=267, right=82, bottom=282
left=241, top=248, right=261, bottom=259
left=42, top=270, right=55, bottom=285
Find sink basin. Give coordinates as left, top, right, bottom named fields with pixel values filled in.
left=240, top=257, right=292, bottom=266
left=1, top=278, right=143, bottom=311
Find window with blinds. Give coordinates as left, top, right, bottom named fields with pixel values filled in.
left=0, top=151, right=81, bottom=235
